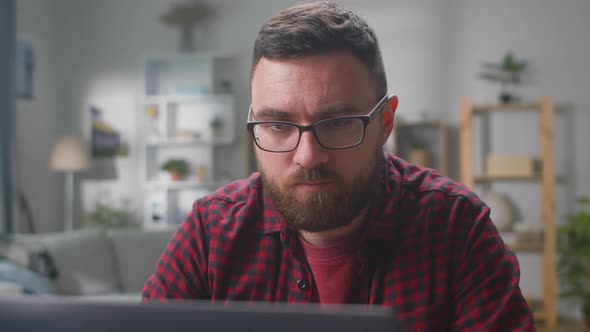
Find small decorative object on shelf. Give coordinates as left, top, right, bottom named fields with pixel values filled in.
left=176, top=129, right=200, bottom=141
left=408, top=141, right=432, bottom=168
left=160, top=1, right=212, bottom=53
left=161, top=158, right=190, bottom=181
left=513, top=221, right=544, bottom=243
left=209, top=114, right=225, bottom=139
left=486, top=154, right=541, bottom=178
left=195, top=164, right=208, bottom=183
left=481, top=191, right=514, bottom=232
left=558, top=195, right=590, bottom=326
left=145, top=106, right=161, bottom=140
left=478, top=51, right=528, bottom=103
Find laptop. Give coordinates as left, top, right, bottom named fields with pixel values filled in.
left=0, top=295, right=407, bottom=332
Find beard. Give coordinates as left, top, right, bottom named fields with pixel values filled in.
left=260, top=144, right=385, bottom=233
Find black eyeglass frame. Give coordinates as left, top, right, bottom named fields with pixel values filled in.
left=246, top=94, right=390, bottom=153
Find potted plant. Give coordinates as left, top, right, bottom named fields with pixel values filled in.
left=558, top=195, right=590, bottom=326
left=161, top=158, right=190, bottom=181
left=478, top=51, right=528, bottom=103
left=86, top=198, right=137, bottom=229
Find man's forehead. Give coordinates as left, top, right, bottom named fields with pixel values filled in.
left=252, top=103, right=364, bottom=119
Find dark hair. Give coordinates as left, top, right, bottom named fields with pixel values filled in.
left=251, top=1, right=387, bottom=99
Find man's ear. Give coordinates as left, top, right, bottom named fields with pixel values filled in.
left=382, top=95, right=398, bottom=143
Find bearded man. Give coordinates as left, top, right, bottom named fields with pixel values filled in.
left=143, top=2, right=534, bottom=331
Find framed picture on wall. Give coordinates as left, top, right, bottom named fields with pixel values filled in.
left=89, top=103, right=131, bottom=158
left=16, top=39, right=35, bottom=100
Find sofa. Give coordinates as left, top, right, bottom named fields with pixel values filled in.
left=0, top=227, right=176, bottom=301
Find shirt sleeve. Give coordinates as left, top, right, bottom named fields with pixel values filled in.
left=452, top=198, right=535, bottom=331
left=142, top=201, right=210, bottom=302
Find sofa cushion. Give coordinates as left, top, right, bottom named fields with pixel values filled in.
left=26, top=229, right=121, bottom=295
left=0, top=261, right=56, bottom=294
left=0, top=235, right=58, bottom=279
left=108, top=228, right=174, bottom=292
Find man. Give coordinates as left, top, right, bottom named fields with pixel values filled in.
left=143, top=2, right=534, bottom=330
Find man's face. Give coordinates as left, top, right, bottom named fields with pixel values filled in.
left=250, top=51, right=390, bottom=233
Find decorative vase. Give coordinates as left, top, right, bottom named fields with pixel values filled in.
left=145, top=106, right=161, bottom=140
left=481, top=191, right=514, bottom=232
left=498, top=83, right=518, bottom=103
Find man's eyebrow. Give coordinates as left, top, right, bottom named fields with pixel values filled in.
left=253, top=108, right=290, bottom=119
left=316, top=105, right=363, bottom=117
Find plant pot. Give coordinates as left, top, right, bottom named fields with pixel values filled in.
left=499, top=91, right=514, bottom=103
left=170, top=172, right=183, bottom=181
left=211, top=126, right=224, bottom=140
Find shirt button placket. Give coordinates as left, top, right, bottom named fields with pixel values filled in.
left=294, top=266, right=313, bottom=302
left=296, top=279, right=308, bottom=290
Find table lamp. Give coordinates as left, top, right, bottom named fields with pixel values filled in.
left=49, top=136, right=90, bottom=232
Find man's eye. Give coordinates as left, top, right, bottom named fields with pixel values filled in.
left=269, top=123, right=290, bottom=131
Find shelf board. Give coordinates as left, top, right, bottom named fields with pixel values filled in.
left=474, top=174, right=541, bottom=182
left=509, top=241, right=543, bottom=252
left=472, top=102, right=541, bottom=113
left=537, top=319, right=585, bottom=332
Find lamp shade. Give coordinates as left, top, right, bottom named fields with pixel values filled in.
left=49, top=136, right=91, bottom=172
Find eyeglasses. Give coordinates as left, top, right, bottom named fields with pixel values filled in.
left=246, top=94, right=389, bottom=153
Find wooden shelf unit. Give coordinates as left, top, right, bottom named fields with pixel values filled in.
left=460, top=97, right=557, bottom=329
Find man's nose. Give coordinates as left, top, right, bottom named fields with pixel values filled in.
left=292, top=131, right=329, bottom=169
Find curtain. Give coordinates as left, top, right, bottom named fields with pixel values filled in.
left=0, top=0, right=16, bottom=233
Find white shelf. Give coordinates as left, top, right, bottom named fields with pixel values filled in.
left=139, top=51, right=236, bottom=229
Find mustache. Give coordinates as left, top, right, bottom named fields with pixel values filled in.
left=286, top=167, right=339, bottom=185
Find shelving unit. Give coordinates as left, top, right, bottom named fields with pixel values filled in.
left=460, top=96, right=557, bottom=328
left=390, top=120, right=449, bottom=175
left=138, top=52, right=236, bottom=229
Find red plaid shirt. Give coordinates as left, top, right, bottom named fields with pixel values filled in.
left=143, top=154, right=534, bottom=331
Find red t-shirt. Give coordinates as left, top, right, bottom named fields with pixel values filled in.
left=299, top=235, right=361, bottom=304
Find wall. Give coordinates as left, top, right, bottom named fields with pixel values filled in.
left=15, top=0, right=60, bottom=233
left=0, top=0, right=16, bottom=233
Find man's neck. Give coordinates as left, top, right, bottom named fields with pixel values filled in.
left=298, top=207, right=368, bottom=247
